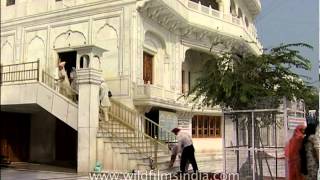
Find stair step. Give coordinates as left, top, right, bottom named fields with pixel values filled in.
left=98, top=109, right=174, bottom=171
left=99, top=130, right=136, bottom=134
left=121, top=150, right=168, bottom=156
left=101, top=137, right=154, bottom=144
left=137, top=161, right=178, bottom=171
left=98, top=133, right=138, bottom=138
left=128, top=155, right=170, bottom=162
left=112, top=144, right=158, bottom=149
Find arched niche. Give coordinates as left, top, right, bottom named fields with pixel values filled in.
left=144, top=31, right=166, bottom=52
left=182, top=49, right=211, bottom=92
left=75, top=45, right=107, bottom=70
left=95, top=23, right=119, bottom=78
left=53, top=30, right=87, bottom=49
left=92, top=55, right=101, bottom=70
left=1, top=41, right=14, bottom=65
left=143, top=31, right=168, bottom=86
left=27, top=36, right=46, bottom=68
left=80, top=54, right=90, bottom=68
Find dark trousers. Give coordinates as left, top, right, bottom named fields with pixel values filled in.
left=180, top=145, right=198, bottom=173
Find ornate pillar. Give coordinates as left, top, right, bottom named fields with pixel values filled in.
left=76, top=68, right=102, bottom=172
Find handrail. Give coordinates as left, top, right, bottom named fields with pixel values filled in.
left=100, top=99, right=177, bottom=169
left=0, top=61, right=77, bottom=103
left=0, top=61, right=39, bottom=67
left=42, top=70, right=58, bottom=90
left=102, top=113, right=170, bottom=170
left=0, top=60, right=39, bottom=84
left=42, top=70, right=78, bottom=103
left=109, top=99, right=176, bottom=143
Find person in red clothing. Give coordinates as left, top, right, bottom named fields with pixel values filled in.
left=285, top=125, right=306, bottom=180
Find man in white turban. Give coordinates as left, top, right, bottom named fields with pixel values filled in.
left=58, top=61, right=73, bottom=99
left=99, top=77, right=112, bottom=121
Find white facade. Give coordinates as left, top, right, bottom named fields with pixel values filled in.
left=1, top=0, right=261, bottom=172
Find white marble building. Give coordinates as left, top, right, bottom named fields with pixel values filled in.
left=0, top=0, right=261, bottom=173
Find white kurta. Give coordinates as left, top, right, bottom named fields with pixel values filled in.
left=99, top=82, right=111, bottom=107
left=99, top=81, right=111, bottom=121
left=58, top=68, right=72, bottom=99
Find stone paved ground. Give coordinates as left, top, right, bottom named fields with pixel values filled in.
left=0, top=163, right=87, bottom=180
left=1, top=159, right=285, bottom=179
left=1, top=168, right=88, bottom=180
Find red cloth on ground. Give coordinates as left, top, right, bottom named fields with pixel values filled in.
left=284, top=125, right=305, bottom=180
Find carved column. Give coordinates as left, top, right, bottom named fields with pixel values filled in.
left=76, top=68, right=102, bottom=172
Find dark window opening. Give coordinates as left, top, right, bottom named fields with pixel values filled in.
left=58, top=51, right=77, bottom=79
left=6, top=0, right=15, bottom=6
left=145, top=108, right=159, bottom=138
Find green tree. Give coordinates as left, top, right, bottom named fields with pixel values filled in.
left=188, top=43, right=314, bottom=179
left=304, top=86, right=319, bottom=111
left=189, top=43, right=313, bottom=110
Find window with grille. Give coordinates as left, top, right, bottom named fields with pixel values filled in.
left=6, top=0, right=15, bottom=6
left=192, top=115, right=221, bottom=138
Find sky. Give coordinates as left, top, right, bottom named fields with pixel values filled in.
left=255, top=0, right=319, bottom=84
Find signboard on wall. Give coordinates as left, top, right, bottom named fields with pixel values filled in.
left=178, top=115, right=192, bottom=135
left=288, top=117, right=306, bottom=130
left=159, top=111, right=178, bottom=141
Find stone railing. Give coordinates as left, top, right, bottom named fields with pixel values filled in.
left=187, top=0, right=222, bottom=18
left=0, top=60, right=78, bottom=103
left=168, top=0, right=262, bottom=51
left=99, top=99, right=177, bottom=169
left=134, top=84, right=178, bottom=101
left=186, top=0, right=258, bottom=40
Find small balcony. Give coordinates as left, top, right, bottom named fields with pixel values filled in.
left=139, top=0, right=262, bottom=53
left=133, top=83, right=196, bottom=110
left=132, top=83, right=221, bottom=113
left=133, top=84, right=178, bottom=102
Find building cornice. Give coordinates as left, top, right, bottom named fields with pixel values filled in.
left=137, top=0, right=262, bottom=54
left=0, top=0, right=134, bottom=31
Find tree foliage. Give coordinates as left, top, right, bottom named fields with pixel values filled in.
left=304, top=86, right=319, bottom=111
left=188, top=43, right=314, bottom=110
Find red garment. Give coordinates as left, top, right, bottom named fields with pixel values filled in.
left=285, top=125, right=305, bottom=180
